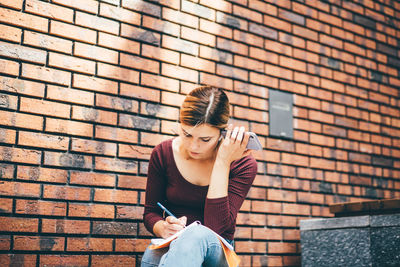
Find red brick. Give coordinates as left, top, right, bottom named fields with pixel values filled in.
left=0, top=146, right=41, bottom=165
left=0, top=0, right=23, bottom=9
left=40, top=255, right=89, bottom=267
left=44, top=151, right=92, bottom=169
left=116, top=205, right=144, bottom=220
left=48, top=85, right=93, bottom=106
left=283, top=203, right=310, bottom=215
left=318, top=10, right=342, bottom=27
left=279, top=32, right=305, bottom=48
left=72, top=138, right=116, bottom=157
left=73, top=74, right=118, bottom=95
left=49, top=52, right=95, bottom=75
left=234, top=106, right=267, bottom=123
left=250, top=72, right=278, bottom=88
left=265, top=39, right=292, bottom=57
left=0, top=254, right=37, bottom=266
left=265, top=63, right=293, bottom=79
left=200, top=0, right=232, bottom=12
left=200, top=19, right=232, bottom=39
left=267, top=189, right=296, bottom=202
left=280, top=55, right=306, bottom=72
left=236, top=241, right=266, bottom=253
left=0, top=7, right=48, bottom=32
left=121, top=23, right=161, bottom=46
left=122, top=0, right=160, bottom=16
left=142, top=44, right=179, bottom=65
left=249, top=47, right=278, bottom=64
left=0, top=235, right=10, bottom=250
left=181, top=54, right=215, bottom=72
left=74, top=42, right=118, bottom=64
left=25, top=0, right=73, bottom=23
left=16, top=199, right=66, bottom=216
left=94, top=188, right=138, bottom=204
left=141, top=72, right=180, bottom=92
left=0, top=40, right=46, bottom=64
left=162, top=63, right=198, bottom=83
left=17, top=166, right=67, bottom=183
left=115, top=238, right=149, bottom=252
left=200, top=46, right=233, bottom=64
left=20, top=97, right=70, bottom=118
left=0, top=110, right=42, bottom=131
left=72, top=106, right=116, bottom=125
left=69, top=203, right=114, bottom=219
left=52, top=0, right=98, bottom=14
left=0, top=217, right=38, bottom=232
left=264, top=14, right=292, bottom=32
left=217, top=64, right=248, bottom=81
left=98, top=32, right=140, bottom=55
left=234, top=5, right=262, bottom=22
left=97, top=95, right=137, bottom=113
left=67, top=237, right=113, bottom=252
left=117, top=175, right=147, bottom=190
left=119, top=144, right=152, bottom=160
left=22, top=63, right=71, bottom=86
left=41, top=219, right=90, bottom=234
left=217, top=37, right=248, bottom=56
left=268, top=214, right=298, bottom=227
left=95, top=157, right=137, bottom=174
left=0, top=92, right=18, bottom=111
left=143, top=15, right=179, bottom=37
left=43, top=184, right=90, bottom=201
left=237, top=213, right=267, bottom=226
left=95, top=125, right=138, bottom=143
left=280, top=80, right=307, bottom=95
left=97, top=63, right=139, bottom=84
left=162, top=7, right=198, bottom=28
left=45, top=118, right=93, bottom=137
left=18, top=131, right=69, bottom=150
left=100, top=3, right=141, bottom=25
left=69, top=171, right=115, bottom=187
left=92, top=255, right=136, bottom=266
left=14, top=236, right=64, bottom=251
left=0, top=24, right=21, bottom=42
left=120, top=53, right=159, bottom=74
left=310, top=157, right=336, bottom=170
left=294, top=48, right=319, bottom=65
left=140, top=132, right=171, bottom=146
left=50, top=20, right=96, bottom=44
left=281, top=153, right=309, bottom=167
left=23, top=31, right=72, bottom=54
left=0, top=163, right=14, bottom=180
left=76, top=11, right=119, bottom=34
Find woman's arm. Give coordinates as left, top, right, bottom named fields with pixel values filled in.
left=207, top=125, right=250, bottom=199
left=204, top=126, right=257, bottom=236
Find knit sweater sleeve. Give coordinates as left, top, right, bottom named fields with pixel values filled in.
left=143, top=143, right=167, bottom=235
left=203, top=155, right=257, bottom=238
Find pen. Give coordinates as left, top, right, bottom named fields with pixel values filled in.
left=157, top=202, right=177, bottom=219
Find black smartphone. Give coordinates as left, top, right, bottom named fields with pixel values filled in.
left=220, top=130, right=263, bottom=150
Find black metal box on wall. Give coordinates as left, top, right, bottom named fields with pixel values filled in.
left=269, top=89, right=293, bottom=138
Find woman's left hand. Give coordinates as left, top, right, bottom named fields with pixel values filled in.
left=216, top=124, right=251, bottom=164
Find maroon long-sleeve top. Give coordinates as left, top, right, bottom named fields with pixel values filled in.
left=143, top=139, right=257, bottom=241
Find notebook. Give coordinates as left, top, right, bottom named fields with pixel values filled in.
left=149, top=221, right=240, bottom=267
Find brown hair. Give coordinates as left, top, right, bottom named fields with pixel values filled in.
left=179, top=86, right=230, bottom=129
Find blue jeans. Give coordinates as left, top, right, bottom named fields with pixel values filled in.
left=141, top=224, right=233, bottom=267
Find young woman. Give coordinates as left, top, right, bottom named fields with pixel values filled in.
left=141, top=86, right=258, bottom=267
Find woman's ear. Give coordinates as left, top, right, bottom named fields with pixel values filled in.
left=219, top=129, right=227, bottom=141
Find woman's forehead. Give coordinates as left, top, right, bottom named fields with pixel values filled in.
left=181, top=123, right=219, bottom=135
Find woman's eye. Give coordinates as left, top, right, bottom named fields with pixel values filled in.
left=201, top=139, right=211, bottom=142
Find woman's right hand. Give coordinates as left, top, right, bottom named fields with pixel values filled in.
left=153, top=216, right=187, bottom=239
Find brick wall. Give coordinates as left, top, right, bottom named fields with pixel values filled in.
left=0, top=0, right=399, bottom=266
